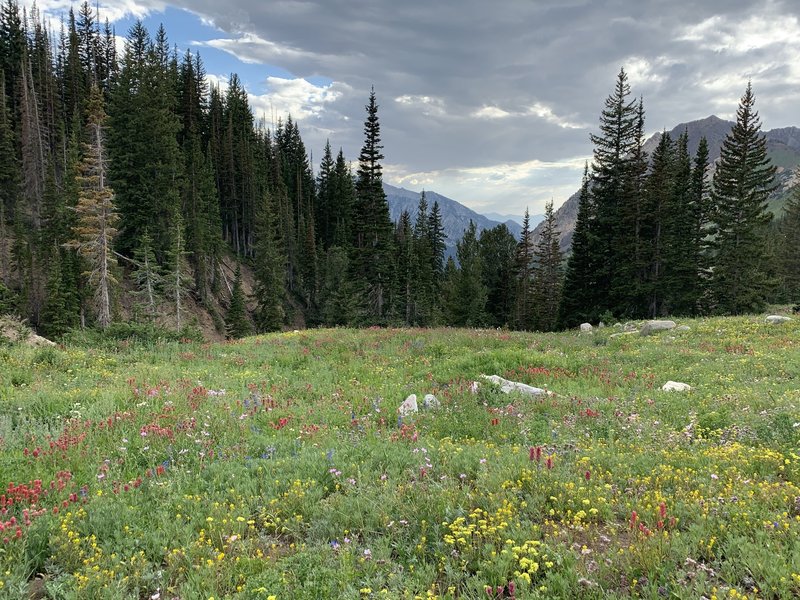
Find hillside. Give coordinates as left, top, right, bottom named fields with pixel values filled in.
left=534, top=116, right=800, bottom=252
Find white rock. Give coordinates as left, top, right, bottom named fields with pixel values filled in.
left=640, top=320, right=677, bottom=336
left=662, top=381, right=692, bottom=392
left=481, top=374, right=547, bottom=396
left=468, top=381, right=480, bottom=393
left=580, top=322, right=593, bottom=332
left=675, top=325, right=691, bottom=332
left=398, top=394, right=418, bottom=417
left=423, top=394, right=440, bottom=409
left=766, top=315, right=792, bottom=325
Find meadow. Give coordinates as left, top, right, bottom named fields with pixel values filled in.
left=0, top=317, right=799, bottom=599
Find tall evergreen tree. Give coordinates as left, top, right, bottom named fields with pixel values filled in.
left=351, top=88, right=394, bottom=323
left=689, top=137, right=713, bottom=313
left=444, top=221, right=487, bottom=327
left=225, top=263, right=252, bottom=339
left=512, top=209, right=534, bottom=330
left=778, top=185, right=800, bottom=302
left=558, top=164, right=601, bottom=328
left=252, top=194, right=285, bottom=333
left=709, top=83, right=777, bottom=314
left=531, top=200, right=563, bottom=331
left=589, top=68, right=640, bottom=317
left=411, top=191, right=435, bottom=325
left=479, top=224, right=517, bottom=327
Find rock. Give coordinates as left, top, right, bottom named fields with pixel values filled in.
left=398, top=394, right=418, bottom=417
left=598, top=322, right=605, bottom=329
left=662, top=381, right=692, bottom=392
left=468, top=381, right=480, bottom=393
left=766, top=315, right=792, bottom=325
left=423, top=394, right=440, bottom=409
left=614, top=322, right=623, bottom=328
left=623, top=322, right=638, bottom=332
left=640, top=320, right=677, bottom=336
left=28, top=333, right=56, bottom=347
left=580, top=323, right=593, bottom=332
left=610, top=331, right=637, bottom=339
left=675, top=325, right=691, bottom=332
left=481, top=374, right=547, bottom=396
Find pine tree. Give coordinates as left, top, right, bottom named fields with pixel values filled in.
left=642, top=131, right=675, bottom=318
left=558, top=164, right=601, bottom=328
left=225, top=264, right=252, bottom=338
left=411, top=191, right=435, bottom=325
left=64, top=85, right=118, bottom=329
left=393, top=210, right=414, bottom=325
left=689, top=137, right=712, bottom=313
left=445, top=221, right=487, bottom=326
left=131, top=228, right=160, bottom=320
left=778, top=185, right=800, bottom=302
left=512, top=209, right=534, bottom=329
left=351, top=88, right=394, bottom=323
left=252, top=194, right=285, bottom=333
left=479, top=224, right=517, bottom=327
left=709, top=83, right=777, bottom=314
left=163, top=214, right=192, bottom=329
left=589, top=68, right=640, bottom=317
left=531, top=200, right=563, bottom=331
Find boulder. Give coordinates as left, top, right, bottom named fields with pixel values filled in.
left=766, top=315, right=792, bottom=325
left=580, top=322, right=593, bottom=333
left=481, top=374, right=547, bottom=396
left=640, top=320, right=677, bottom=336
left=398, top=394, right=418, bottom=417
left=623, top=322, right=638, bottom=332
left=675, top=325, right=691, bottom=332
left=423, top=394, right=440, bottom=409
left=662, top=381, right=692, bottom=392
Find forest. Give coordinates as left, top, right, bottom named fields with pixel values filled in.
left=0, top=1, right=798, bottom=340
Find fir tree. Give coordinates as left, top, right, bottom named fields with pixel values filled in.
left=689, top=137, right=712, bottom=313
left=512, top=209, right=534, bottom=330
left=352, top=88, right=394, bottom=323
left=709, top=83, right=777, bottom=314
left=411, top=191, right=435, bottom=325
left=131, top=228, right=160, bottom=320
left=252, top=194, right=285, bottom=333
left=225, top=263, right=251, bottom=339
left=163, top=214, right=192, bottom=329
left=479, top=224, right=517, bottom=327
left=445, top=221, right=487, bottom=327
left=558, top=164, right=601, bottom=328
left=778, top=185, right=800, bottom=302
left=531, top=200, right=563, bottom=331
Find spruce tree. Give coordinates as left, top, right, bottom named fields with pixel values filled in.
left=512, top=209, right=534, bottom=330
left=445, top=221, right=487, bottom=327
left=352, top=88, right=394, bottom=323
left=163, top=214, right=192, bottom=329
left=131, top=228, right=161, bottom=320
left=709, top=83, right=777, bottom=314
left=589, top=68, right=640, bottom=317
left=558, top=164, right=600, bottom=328
left=778, top=185, right=800, bottom=302
left=412, top=191, right=435, bottom=325
left=531, top=200, right=563, bottom=331
left=225, top=264, right=252, bottom=339
left=252, top=194, right=285, bottom=333
left=689, top=137, right=713, bottom=313
left=479, top=224, right=517, bottom=327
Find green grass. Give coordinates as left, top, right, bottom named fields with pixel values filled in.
left=1, top=317, right=799, bottom=599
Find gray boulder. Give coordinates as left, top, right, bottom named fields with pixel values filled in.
left=640, top=320, right=677, bottom=336
left=398, top=394, right=418, bottom=417
left=662, top=381, right=692, bottom=392
left=766, top=315, right=792, bottom=325
left=423, top=394, right=440, bottom=409
left=580, top=323, right=593, bottom=333
left=481, top=374, right=547, bottom=396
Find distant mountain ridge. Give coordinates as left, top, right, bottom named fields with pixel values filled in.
left=383, top=183, right=525, bottom=255
left=534, top=115, right=800, bottom=252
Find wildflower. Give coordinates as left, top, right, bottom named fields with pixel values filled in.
left=585, top=470, right=591, bottom=480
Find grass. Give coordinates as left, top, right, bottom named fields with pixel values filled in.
left=0, top=316, right=799, bottom=599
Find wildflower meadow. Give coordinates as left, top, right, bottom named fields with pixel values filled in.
left=1, top=317, right=799, bottom=599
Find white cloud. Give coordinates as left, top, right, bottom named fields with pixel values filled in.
left=247, top=77, right=349, bottom=121
left=472, top=105, right=511, bottom=119
left=394, top=95, right=446, bottom=117
left=678, top=11, right=800, bottom=55
left=20, top=0, right=167, bottom=24
left=526, top=102, right=586, bottom=129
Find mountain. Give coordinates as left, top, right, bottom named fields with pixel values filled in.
left=534, top=115, right=800, bottom=253
left=483, top=212, right=544, bottom=227
left=384, top=183, right=524, bottom=255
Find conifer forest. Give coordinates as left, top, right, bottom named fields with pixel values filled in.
left=0, top=2, right=798, bottom=340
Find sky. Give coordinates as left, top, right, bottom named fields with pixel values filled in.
left=21, top=0, right=800, bottom=216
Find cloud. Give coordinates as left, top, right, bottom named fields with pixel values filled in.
left=395, top=95, right=447, bottom=117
